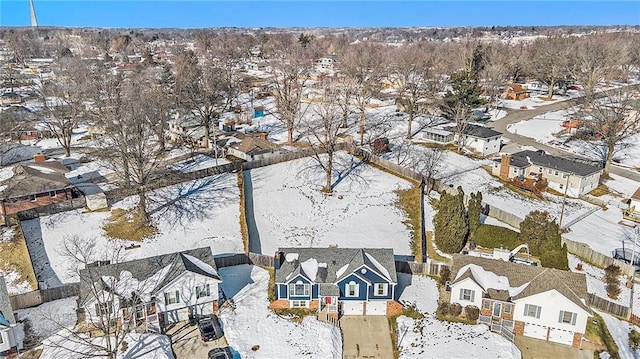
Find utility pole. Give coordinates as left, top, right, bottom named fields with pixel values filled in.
left=558, top=172, right=571, bottom=231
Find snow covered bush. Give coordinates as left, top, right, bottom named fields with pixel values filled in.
left=604, top=264, right=622, bottom=300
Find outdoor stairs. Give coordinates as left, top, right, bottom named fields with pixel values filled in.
left=317, top=312, right=340, bottom=327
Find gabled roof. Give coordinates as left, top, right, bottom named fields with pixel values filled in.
left=508, top=150, right=602, bottom=177
left=631, top=186, right=640, bottom=201
left=230, top=136, right=278, bottom=155
left=79, top=247, right=220, bottom=305
left=450, top=254, right=591, bottom=314
left=275, top=247, right=397, bottom=285
left=0, top=160, right=73, bottom=199
left=461, top=124, right=502, bottom=139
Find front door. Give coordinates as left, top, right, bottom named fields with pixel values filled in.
left=493, top=302, right=502, bottom=317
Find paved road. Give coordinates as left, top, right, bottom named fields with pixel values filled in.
left=489, top=88, right=640, bottom=182
left=341, top=316, right=394, bottom=359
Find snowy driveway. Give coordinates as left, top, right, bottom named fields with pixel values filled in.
left=341, top=316, right=393, bottom=359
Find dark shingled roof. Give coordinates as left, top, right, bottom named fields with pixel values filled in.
left=79, top=247, right=220, bottom=306
left=509, top=150, right=602, bottom=177
left=462, top=124, right=503, bottom=139
left=450, top=254, right=591, bottom=314
left=275, top=248, right=397, bottom=285
left=1, top=160, right=73, bottom=199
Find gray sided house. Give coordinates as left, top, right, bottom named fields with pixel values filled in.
left=79, top=247, right=221, bottom=333
left=272, top=248, right=397, bottom=316
left=492, top=150, right=603, bottom=197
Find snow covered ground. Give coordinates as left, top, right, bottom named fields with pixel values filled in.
left=219, top=264, right=341, bottom=358
left=568, top=254, right=631, bottom=307
left=23, top=173, right=243, bottom=285
left=506, top=110, right=570, bottom=144
left=500, top=93, right=577, bottom=111
left=39, top=332, right=175, bottom=359
left=169, top=154, right=230, bottom=173
left=598, top=311, right=640, bottom=359
left=15, top=297, right=78, bottom=341
left=250, top=152, right=414, bottom=256
left=395, top=273, right=521, bottom=359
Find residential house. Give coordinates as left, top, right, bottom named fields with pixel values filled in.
left=0, top=276, right=17, bottom=356
left=79, top=247, right=222, bottom=332
left=624, top=186, right=640, bottom=223
left=315, top=55, right=337, bottom=73
left=0, top=92, right=21, bottom=107
left=446, top=124, right=502, bottom=156
left=0, top=156, right=77, bottom=225
left=226, top=135, right=279, bottom=162
left=449, top=254, right=591, bottom=347
left=271, top=248, right=400, bottom=317
left=504, top=83, right=530, bottom=100
left=10, top=123, right=52, bottom=142
left=0, top=141, right=41, bottom=166
left=491, top=150, right=603, bottom=197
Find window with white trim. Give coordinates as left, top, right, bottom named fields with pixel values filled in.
left=483, top=300, right=490, bottom=310
left=459, top=288, right=475, bottom=302
left=524, top=304, right=541, bottom=318
left=346, top=281, right=359, bottom=297
left=288, top=281, right=309, bottom=296
left=164, top=290, right=180, bottom=305
left=375, top=283, right=388, bottom=296
left=559, top=310, right=577, bottom=325
left=504, top=303, right=512, bottom=314
left=95, top=301, right=114, bottom=316
left=29, top=194, right=36, bottom=202
left=195, top=284, right=211, bottom=298
left=0, top=332, right=4, bottom=344
left=49, top=190, right=56, bottom=198
left=291, top=300, right=308, bottom=308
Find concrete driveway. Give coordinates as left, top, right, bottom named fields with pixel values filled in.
left=341, top=316, right=394, bottom=359
left=515, top=336, right=593, bottom=359
left=167, top=320, right=228, bottom=359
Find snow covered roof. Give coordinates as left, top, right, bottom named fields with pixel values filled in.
left=79, top=247, right=220, bottom=305
left=450, top=254, right=591, bottom=313
left=274, top=247, right=397, bottom=285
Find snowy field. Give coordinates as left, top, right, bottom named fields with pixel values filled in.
left=568, top=254, right=631, bottom=307
left=23, top=173, right=243, bottom=285
left=598, top=311, right=640, bottom=359
left=219, top=265, right=341, bottom=358
left=39, top=333, right=175, bottom=359
left=15, top=297, right=78, bottom=341
left=395, top=273, right=521, bottom=359
left=506, top=110, right=570, bottom=144
left=250, top=152, right=414, bottom=256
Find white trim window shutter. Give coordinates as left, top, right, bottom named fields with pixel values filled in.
left=459, top=289, right=463, bottom=300
left=206, top=283, right=210, bottom=296
left=95, top=303, right=101, bottom=316
left=470, top=291, right=475, bottom=302
left=536, top=306, right=541, bottom=319
left=558, top=311, right=563, bottom=323
left=571, top=313, right=577, bottom=325
left=196, top=286, right=201, bottom=298
left=524, top=304, right=529, bottom=316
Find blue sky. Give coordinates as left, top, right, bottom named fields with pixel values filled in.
left=1, top=1, right=639, bottom=28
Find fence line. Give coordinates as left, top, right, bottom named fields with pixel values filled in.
left=10, top=283, right=79, bottom=310
left=214, top=253, right=275, bottom=269
left=395, top=260, right=449, bottom=277
left=562, top=237, right=636, bottom=277
left=587, top=293, right=631, bottom=319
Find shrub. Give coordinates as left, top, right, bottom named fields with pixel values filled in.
left=450, top=303, right=462, bottom=317
left=437, top=301, right=451, bottom=316
left=473, top=224, right=521, bottom=249
left=439, top=266, right=451, bottom=286
left=629, top=330, right=640, bottom=350
left=464, top=306, right=480, bottom=321
left=604, top=265, right=622, bottom=300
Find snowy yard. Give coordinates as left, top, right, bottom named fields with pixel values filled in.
left=249, top=152, right=414, bottom=256
left=395, top=273, right=521, bottom=359
left=23, top=173, right=243, bottom=285
left=598, top=311, right=640, bottom=359
left=15, top=297, right=78, bottom=342
left=219, top=265, right=341, bottom=358
left=568, top=254, right=631, bottom=307
left=39, top=333, right=175, bottom=359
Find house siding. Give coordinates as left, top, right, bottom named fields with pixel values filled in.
left=283, top=275, right=312, bottom=300
left=450, top=278, right=484, bottom=309
left=1, top=188, right=73, bottom=217
left=337, top=274, right=369, bottom=301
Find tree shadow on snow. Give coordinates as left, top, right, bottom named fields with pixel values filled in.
left=122, top=334, right=173, bottom=359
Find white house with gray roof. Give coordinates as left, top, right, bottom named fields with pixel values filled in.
left=79, top=248, right=221, bottom=332
left=449, top=254, right=591, bottom=348
left=272, top=248, right=397, bottom=316
left=454, top=124, right=503, bottom=156
left=492, top=150, right=603, bottom=197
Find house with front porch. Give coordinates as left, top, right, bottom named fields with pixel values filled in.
left=449, top=254, right=591, bottom=347
left=79, top=248, right=222, bottom=333
left=271, top=248, right=399, bottom=318
left=491, top=150, right=603, bottom=197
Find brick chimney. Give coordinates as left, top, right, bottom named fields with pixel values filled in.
left=499, top=154, right=511, bottom=180
left=33, top=153, right=46, bottom=163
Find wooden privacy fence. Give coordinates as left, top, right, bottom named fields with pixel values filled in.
left=587, top=293, right=630, bottom=319
left=395, top=260, right=449, bottom=277
left=562, top=237, right=636, bottom=277
left=214, top=253, right=274, bottom=269
left=10, top=283, right=79, bottom=310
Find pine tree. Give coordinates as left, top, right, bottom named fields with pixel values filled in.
left=518, top=210, right=551, bottom=256
left=434, top=186, right=469, bottom=253
left=468, top=191, right=483, bottom=233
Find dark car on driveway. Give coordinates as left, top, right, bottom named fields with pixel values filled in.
left=198, top=315, right=224, bottom=342
left=208, top=347, right=233, bottom=359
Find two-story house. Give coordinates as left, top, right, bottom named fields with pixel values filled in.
left=449, top=254, right=591, bottom=347
left=492, top=150, right=603, bottom=197
left=79, top=248, right=222, bottom=332
left=271, top=248, right=398, bottom=317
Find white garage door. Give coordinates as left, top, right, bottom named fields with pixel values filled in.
left=523, top=323, right=548, bottom=340
left=365, top=301, right=387, bottom=316
left=548, top=328, right=574, bottom=345
left=342, top=301, right=364, bottom=315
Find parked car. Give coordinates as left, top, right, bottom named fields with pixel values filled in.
left=198, top=315, right=224, bottom=342
left=208, top=347, right=233, bottom=359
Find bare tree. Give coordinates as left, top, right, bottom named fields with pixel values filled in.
left=3, top=30, right=45, bottom=66
left=529, top=36, right=571, bottom=100
left=264, top=36, right=314, bottom=144
left=569, top=35, right=617, bottom=106
left=339, top=43, right=384, bottom=145
left=38, top=57, right=93, bottom=157
left=481, top=43, right=511, bottom=116
left=575, top=88, right=640, bottom=177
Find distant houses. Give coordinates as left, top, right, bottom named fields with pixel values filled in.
left=492, top=150, right=603, bottom=197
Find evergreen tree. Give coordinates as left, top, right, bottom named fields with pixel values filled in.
left=518, top=210, right=551, bottom=256
left=434, top=186, right=469, bottom=253
left=468, top=191, right=483, bottom=233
